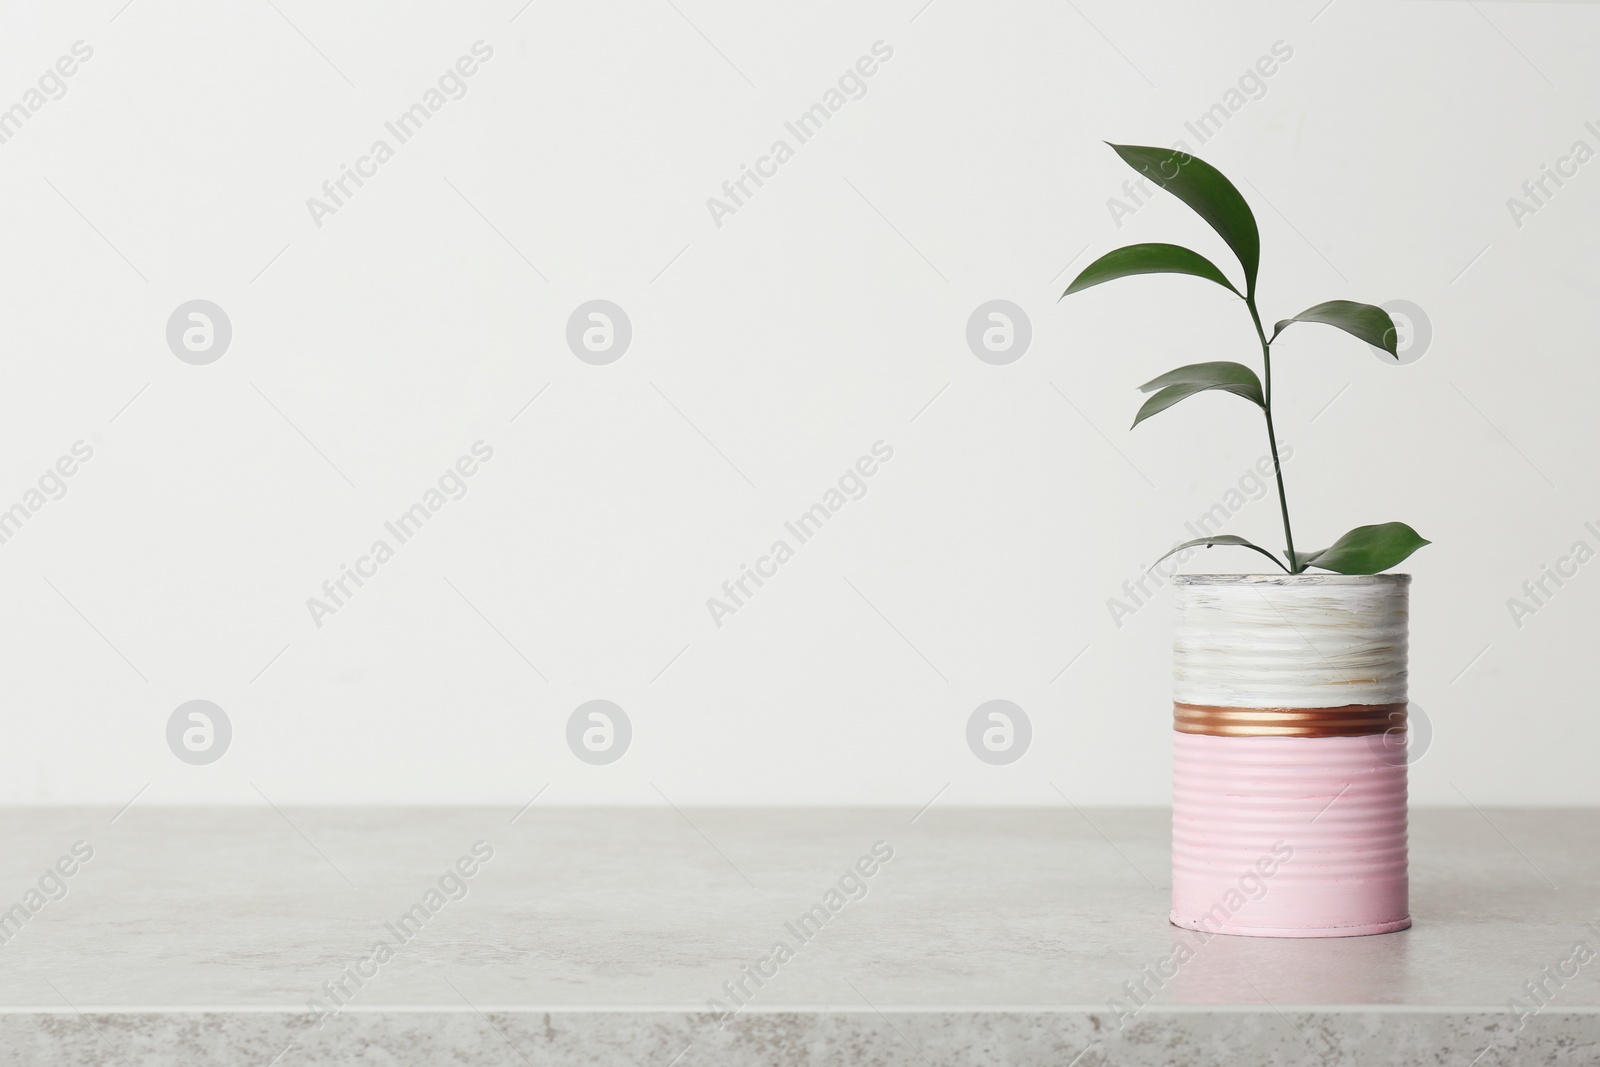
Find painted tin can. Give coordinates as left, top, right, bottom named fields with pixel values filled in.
left=1170, top=574, right=1411, bottom=938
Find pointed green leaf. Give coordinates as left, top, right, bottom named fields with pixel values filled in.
left=1107, top=143, right=1261, bottom=294
left=1152, top=534, right=1288, bottom=573
left=1132, top=368, right=1264, bottom=429
left=1137, top=361, right=1264, bottom=407
left=1061, top=243, right=1240, bottom=299
left=1298, top=522, right=1430, bottom=574
left=1271, top=300, right=1399, bottom=356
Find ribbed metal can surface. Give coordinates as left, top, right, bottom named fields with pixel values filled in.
left=1170, top=575, right=1411, bottom=938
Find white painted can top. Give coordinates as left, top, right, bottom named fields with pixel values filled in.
left=1172, top=574, right=1409, bottom=709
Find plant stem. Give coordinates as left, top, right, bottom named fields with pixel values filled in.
left=1246, top=296, right=1299, bottom=573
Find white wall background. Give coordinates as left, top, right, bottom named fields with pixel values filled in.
left=0, top=0, right=1594, bottom=807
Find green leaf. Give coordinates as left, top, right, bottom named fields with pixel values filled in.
left=1272, top=300, right=1399, bottom=356
left=1107, top=143, right=1261, bottom=294
left=1061, top=243, right=1240, bottom=299
left=1138, top=361, right=1264, bottom=406
left=1298, top=522, right=1430, bottom=574
left=1152, top=534, right=1288, bottom=573
left=1132, top=365, right=1264, bottom=428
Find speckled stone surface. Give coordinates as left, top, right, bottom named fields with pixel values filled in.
left=0, top=807, right=1595, bottom=1064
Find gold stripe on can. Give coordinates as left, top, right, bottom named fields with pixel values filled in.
left=1173, top=702, right=1406, bottom=738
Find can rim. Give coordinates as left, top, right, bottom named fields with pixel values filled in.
left=1171, top=573, right=1411, bottom=586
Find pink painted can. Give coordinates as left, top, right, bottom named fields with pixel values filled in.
left=1169, top=574, right=1411, bottom=938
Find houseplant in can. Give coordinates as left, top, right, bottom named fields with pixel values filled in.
left=1060, top=144, right=1429, bottom=937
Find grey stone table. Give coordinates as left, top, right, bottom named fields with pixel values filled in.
left=0, top=808, right=1593, bottom=1065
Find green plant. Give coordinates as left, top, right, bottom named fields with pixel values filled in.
left=1060, top=143, right=1429, bottom=575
